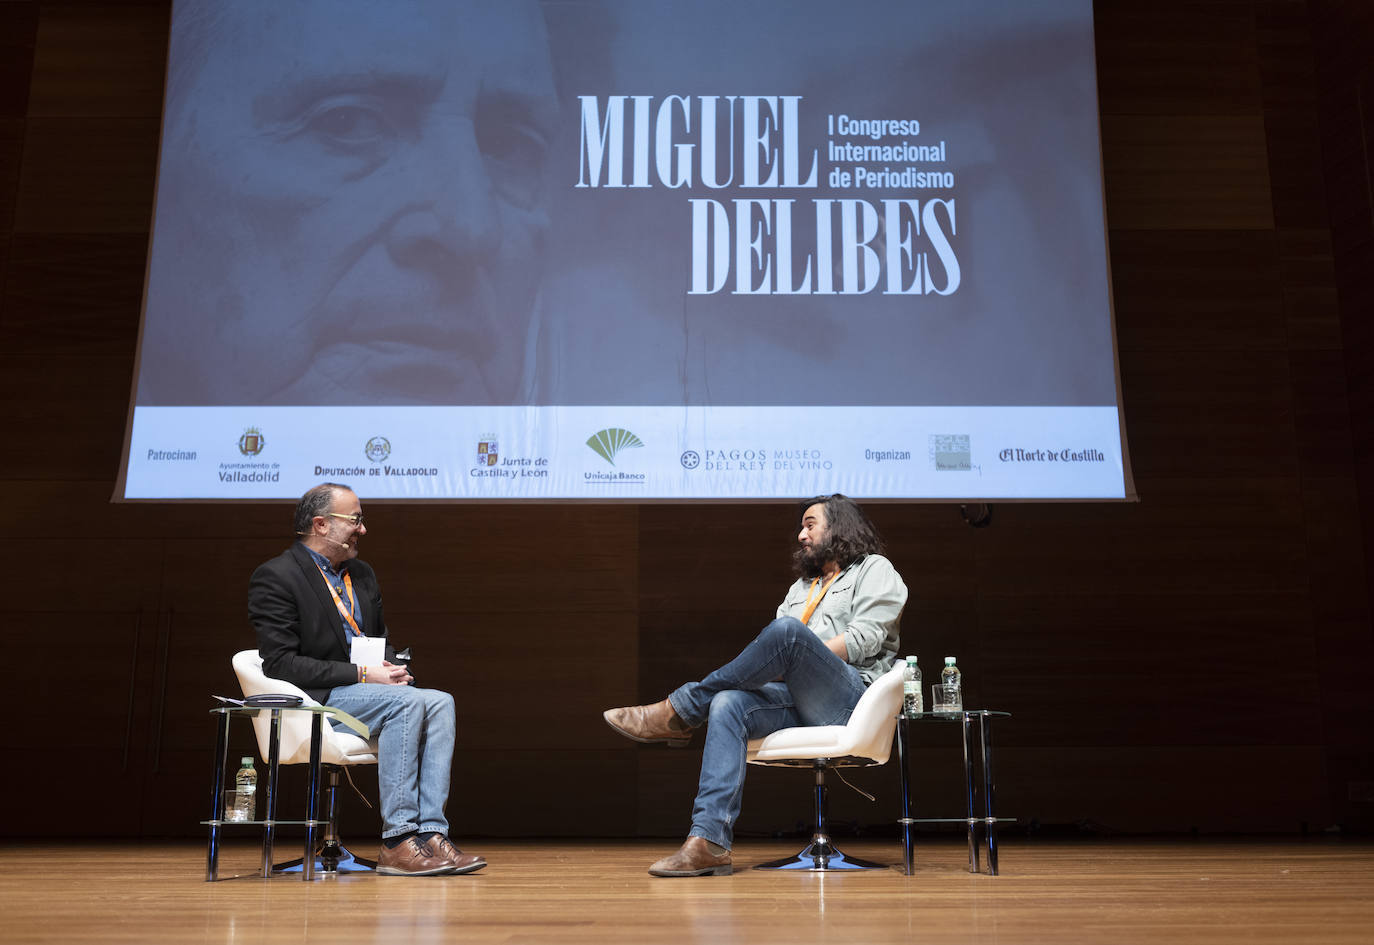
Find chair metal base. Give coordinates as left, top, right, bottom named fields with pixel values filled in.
left=752, top=760, right=893, bottom=872
left=274, top=840, right=376, bottom=874
left=271, top=766, right=375, bottom=875
left=754, top=833, right=890, bottom=871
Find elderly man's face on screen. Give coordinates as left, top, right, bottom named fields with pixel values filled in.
left=144, top=0, right=557, bottom=404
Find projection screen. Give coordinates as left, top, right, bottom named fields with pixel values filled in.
left=116, top=0, right=1135, bottom=501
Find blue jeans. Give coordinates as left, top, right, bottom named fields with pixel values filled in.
left=324, top=683, right=455, bottom=839
left=667, top=617, right=866, bottom=850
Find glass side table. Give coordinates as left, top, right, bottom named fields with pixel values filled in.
left=895, top=709, right=1012, bottom=876
left=204, top=704, right=367, bottom=882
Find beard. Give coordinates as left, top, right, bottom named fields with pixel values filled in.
left=792, top=535, right=835, bottom=579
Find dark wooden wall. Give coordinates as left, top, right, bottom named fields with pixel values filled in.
left=1, top=0, right=1371, bottom=840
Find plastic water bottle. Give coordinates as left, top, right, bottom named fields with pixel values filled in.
left=234, top=756, right=258, bottom=821
left=902, top=656, right=922, bottom=717
left=941, top=657, right=963, bottom=712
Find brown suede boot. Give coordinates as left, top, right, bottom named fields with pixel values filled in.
left=602, top=698, right=695, bottom=746
left=648, top=837, right=733, bottom=877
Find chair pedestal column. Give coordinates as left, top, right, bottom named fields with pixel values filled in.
left=273, top=767, right=377, bottom=874
left=754, top=761, right=889, bottom=871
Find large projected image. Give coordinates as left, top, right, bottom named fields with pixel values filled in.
left=120, top=0, right=1130, bottom=500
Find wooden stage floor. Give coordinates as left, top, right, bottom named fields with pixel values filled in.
left=1, top=837, right=1370, bottom=944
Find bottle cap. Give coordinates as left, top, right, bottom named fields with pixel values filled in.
left=240, top=756, right=254, bottom=765
left=944, top=657, right=956, bottom=665
left=905, top=655, right=917, bottom=662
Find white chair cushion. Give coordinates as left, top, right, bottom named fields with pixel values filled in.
left=329, top=732, right=378, bottom=764
left=748, top=725, right=848, bottom=758
left=747, top=664, right=906, bottom=766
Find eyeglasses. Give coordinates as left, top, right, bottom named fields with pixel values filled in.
left=323, top=512, right=365, bottom=527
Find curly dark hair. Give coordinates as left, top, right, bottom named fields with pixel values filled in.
left=292, top=482, right=350, bottom=539
left=793, top=494, right=885, bottom=575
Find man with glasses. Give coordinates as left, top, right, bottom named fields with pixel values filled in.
left=249, top=482, right=483, bottom=876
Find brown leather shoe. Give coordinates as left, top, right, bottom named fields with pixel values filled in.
left=376, top=835, right=455, bottom=876
left=648, top=837, right=733, bottom=877
left=429, top=835, right=487, bottom=875
left=603, top=699, right=694, bottom=746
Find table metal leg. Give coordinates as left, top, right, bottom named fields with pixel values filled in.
left=896, top=719, right=913, bottom=874
left=261, top=709, right=282, bottom=878
left=961, top=711, right=977, bottom=873
left=980, top=712, right=999, bottom=875
left=302, top=713, right=323, bottom=882
left=206, top=710, right=231, bottom=882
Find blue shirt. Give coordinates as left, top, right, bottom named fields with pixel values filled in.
left=302, top=543, right=362, bottom=633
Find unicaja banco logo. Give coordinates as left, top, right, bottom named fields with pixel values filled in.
left=238, top=427, right=265, bottom=457
left=364, top=436, right=391, bottom=463
left=586, top=428, right=644, bottom=466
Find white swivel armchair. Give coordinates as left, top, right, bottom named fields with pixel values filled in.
left=232, top=649, right=380, bottom=872
left=746, top=663, right=906, bottom=871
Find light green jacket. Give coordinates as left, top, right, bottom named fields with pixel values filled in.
left=775, top=553, right=907, bottom=685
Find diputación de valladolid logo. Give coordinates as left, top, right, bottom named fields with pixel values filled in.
left=365, top=435, right=391, bottom=462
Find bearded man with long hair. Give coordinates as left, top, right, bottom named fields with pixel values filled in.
left=604, top=494, right=907, bottom=876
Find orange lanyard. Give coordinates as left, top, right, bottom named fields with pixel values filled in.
left=800, top=571, right=841, bottom=625
left=315, top=563, right=362, bottom=637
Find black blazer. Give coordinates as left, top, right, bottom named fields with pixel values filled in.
left=248, top=542, right=394, bottom=703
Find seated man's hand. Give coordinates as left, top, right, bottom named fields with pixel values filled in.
left=364, top=661, right=414, bottom=686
